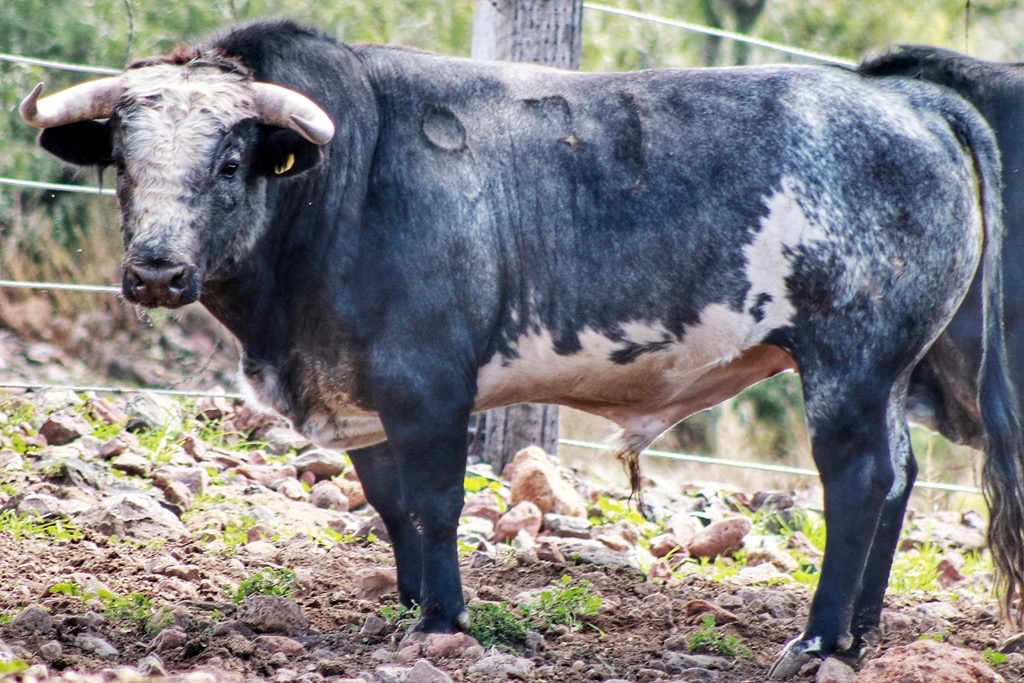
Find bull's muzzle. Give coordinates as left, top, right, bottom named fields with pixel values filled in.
left=123, top=259, right=199, bottom=309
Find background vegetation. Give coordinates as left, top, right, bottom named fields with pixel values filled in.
left=1, top=0, right=1021, bottom=494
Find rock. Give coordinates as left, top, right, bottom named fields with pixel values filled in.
left=407, top=659, right=453, bottom=683
left=264, top=427, right=311, bottom=455
left=241, top=595, right=310, bottom=635
left=662, top=652, right=734, bottom=673
left=675, top=670, right=716, bottom=683
left=356, top=567, right=398, bottom=601
left=39, top=412, right=91, bottom=445
left=549, top=538, right=642, bottom=571
left=596, top=532, right=633, bottom=552
left=337, top=479, right=368, bottom=509
left=857, top=639, right=1003, bottom=683
left=745, top=547, right=799, bottom=574
left=816, top=657, right=856, bottom=683
left=155, top=478, right=194, bottom=510
left=508, top=446, right=586, bottom=516
left=492, top=501, right=543, bottom=542
left=38, top=640, right=62, bottom=662
left=255, top=635, right=308, bottom=657
left=668, top=512, right=701, bottom=545
left=292, top=449, right=347, bottom=478
left=423, top=632, right=480, bottom=658
left=11, top=606, right=53, bottom=634
left=543, top=513, right=593, bottom=539
left=650, top=533, right=684, bottom=558
left=458, top=516, right=495, bottom=546
left=124, top=392, right=174, bottom=431
left=375, top=665, right=412, bottom=683
left=733, top=563, right=792, bottom=585
left=277, top=478, right=309, bottom=501
left=110, top=452, right=153, bottom=477
left=1000, top=632, right=1024, bottom=654
left=74, top=632, right=119, bottom=659
left=75, top=494, right=189, bottom=541
left=462, top=491, right=503, bottom=523
left=536, top=540, right=566, bottom=564
left=149, top=626, right=188, bottom=653
left=902, top=514, right=986, bottom=552
left=468, top=651, right=535, bottom=679
left=310, top=481, right=349, bottom=511
left=16, top=493, right=66, bottom=518
left=360, top=614, right=387, bottom=637
left=687, top=517, right=751, bottom=559
left=682, top=600, right=740, bottom=626
left=137, top=653, right=168, bottom=677
left=153, top=465, right=209, bottom=495
left=937, top=552, right=966, bottom=588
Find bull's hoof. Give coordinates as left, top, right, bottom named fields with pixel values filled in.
left=767, top=640, right=816, bottom=680
left=838, top=627, right=882, bottom=666
left=409, top=608, right=470, bottom=635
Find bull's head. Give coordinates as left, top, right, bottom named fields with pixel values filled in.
left=21, top=60, right=335, bottom=308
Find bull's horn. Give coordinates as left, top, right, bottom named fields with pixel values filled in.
left=252, top=82, right=335, bottom=145
left=20, top=78, right=123, bottom=129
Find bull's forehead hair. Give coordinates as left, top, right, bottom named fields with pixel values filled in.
left=117, top=63, right=256, bottom=159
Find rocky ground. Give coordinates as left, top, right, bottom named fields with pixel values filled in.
left=0, top=326, right=1022, bottom=683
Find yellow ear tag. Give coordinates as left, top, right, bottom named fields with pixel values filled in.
left=275, top=153, right=296, bottom=175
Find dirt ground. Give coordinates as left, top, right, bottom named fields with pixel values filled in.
left=1, top=526, right=1022, bottom=683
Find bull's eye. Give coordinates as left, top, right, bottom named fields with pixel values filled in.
left=219, top=161, right=240, bottom=178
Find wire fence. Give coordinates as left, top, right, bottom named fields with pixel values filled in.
left=0, top=6, right=984, bottom=497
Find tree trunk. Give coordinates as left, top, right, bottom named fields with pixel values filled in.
left=470, top=0, right=582, bottom=472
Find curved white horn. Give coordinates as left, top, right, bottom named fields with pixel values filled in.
left=252, top=82, right=335, bottom=145
left=20, top=78, right=123, bottom=129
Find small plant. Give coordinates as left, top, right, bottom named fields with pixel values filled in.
left=984, top=647, right=1008, bottom=666
left=0, top=510, right=83, bottom=542
left=379, top=603, right=421, bottom=637
left=522, top=575, right=602, bottom=632
left=0, top=659, right=28, bottom=675
left=468, top=602, right=530, bottom=647
left=889, top=543, right=942, bottom=593
left=919, top=632, right=946, bottom=642
left=47, top=582, right=155, bottom=626
left=687, top=615, right=753, bottom=658
left=233, top=568, right=298, bottom=603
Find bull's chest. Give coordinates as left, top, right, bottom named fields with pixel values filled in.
left=238, top=352, right=388, bottom=450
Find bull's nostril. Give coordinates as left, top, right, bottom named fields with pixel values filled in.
left=124, top=259, right=196, bottom=307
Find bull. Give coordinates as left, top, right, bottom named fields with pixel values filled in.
left=21, top=21, right=1024, bottom=677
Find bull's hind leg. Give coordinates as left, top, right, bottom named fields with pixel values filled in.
left=768, top=368, right=914, bottom=679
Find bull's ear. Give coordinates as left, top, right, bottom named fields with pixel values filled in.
left=38, top=120, right=113, bottom=167
left=256, top=127, right=322, bottom=178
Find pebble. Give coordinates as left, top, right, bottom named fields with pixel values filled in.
left=241, top=595, right=310, bottom=635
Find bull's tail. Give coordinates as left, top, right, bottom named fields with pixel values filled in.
left=958, top=105, right=1024, bottom=627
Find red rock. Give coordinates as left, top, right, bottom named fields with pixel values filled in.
left=310, top=481, right=349, bottom=511
left=254, top=635, right=307, bottom=657
left=687, top=517, right=752, bottom=559
left=39, top=413, right=90, bottom=446
left=937, top=552, right=966, bottom=588
left=682, top=599, right=740, bottom=626
left=508, top=446, right=586, bottom=516
left=277, top=479, right=308, bottom=501
left=595, top=533, right=632, bottom=552
left=492, top=501, right=543, bottom=543
left=337, top=479, right=368, bottom=509
left=649, top=533, right=683, bottom=558
left=816, top=657, right=856, bottom=683
left=423, top=632, right=480, bottom=658
left=668, top=513, right=700, bottom=545
left=356, top=567, right=398, bottom=601
left=856, top=639, right=1001, bottom=683
left=462, top=491, right=503, bottom=523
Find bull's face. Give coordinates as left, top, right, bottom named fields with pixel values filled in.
left=21, top=61, right=334, bottom=309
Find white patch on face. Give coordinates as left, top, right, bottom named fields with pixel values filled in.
left=118, top=65, right=256, bottom=253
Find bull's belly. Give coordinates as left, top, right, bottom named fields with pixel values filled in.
left=474, top=318, right=795, bottom=449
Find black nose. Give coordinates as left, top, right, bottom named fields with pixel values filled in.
left=123, top=260, right=197, bottom=308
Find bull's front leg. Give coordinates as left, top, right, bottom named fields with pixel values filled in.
left=371, top=369, right=474, bottom=633
left=348, top=443, right=426, bottom=609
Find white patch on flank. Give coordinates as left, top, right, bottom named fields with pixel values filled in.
left=475, top=177, right=823, bottom=449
